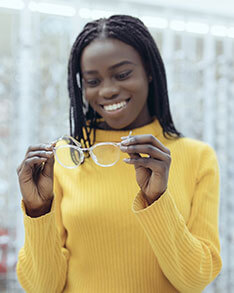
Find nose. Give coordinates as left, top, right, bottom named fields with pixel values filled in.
left=99, top=79, right=120, bottom=99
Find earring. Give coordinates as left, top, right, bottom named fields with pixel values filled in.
left=148, top=76, right=152, bottom=82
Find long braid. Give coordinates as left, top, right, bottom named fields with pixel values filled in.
left=67, top=15, right=182, bottom=148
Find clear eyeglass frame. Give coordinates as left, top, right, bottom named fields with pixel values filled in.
left=53, top=132, right=132, bottom=169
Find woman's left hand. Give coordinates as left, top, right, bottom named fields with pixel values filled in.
left=120, top=134, right=171, bottom=205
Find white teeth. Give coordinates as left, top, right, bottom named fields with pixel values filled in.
left=104, top=100, right=127, bottom=111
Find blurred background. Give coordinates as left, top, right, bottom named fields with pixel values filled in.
left=0, top=0, right=234, bottom=292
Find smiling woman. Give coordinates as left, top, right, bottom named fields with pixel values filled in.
left=16, top=14, right=222, bottom=293
left=81, top=38, right=152, bottom=130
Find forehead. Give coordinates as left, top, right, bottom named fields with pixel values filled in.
left=80, top=38, right=142, bottom=70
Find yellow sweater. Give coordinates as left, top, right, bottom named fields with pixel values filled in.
left=17, top=119, right=222, bottom=293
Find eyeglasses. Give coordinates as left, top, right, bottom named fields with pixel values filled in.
left=54, top=132, right=132, bottom=169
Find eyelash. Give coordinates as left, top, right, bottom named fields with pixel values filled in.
left=86, top=79, right=100, bottom=87
left=85, top=70, right=132, bottom=88
left=115, top=70, right=132, bottom=80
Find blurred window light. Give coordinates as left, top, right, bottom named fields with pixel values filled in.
left=79, top=8, right=91, bottom=19
left=141, top=16, right=168, bottom=29
left=29, top=1, right=76, bottom=17
left=227, top=27, right=234, bottom=38
left=79, top=8, right=119, bottom=20
left=90, top=9, right=115, bottom=19
left=170, top=20, right=186, bottom=31
left=186, top=21, right=209, bottom=34
left=0, top=0, right=24, bottom=10
left=211, top=25, right=227, bottom=37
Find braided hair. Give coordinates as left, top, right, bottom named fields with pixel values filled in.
left=67, top=14, right=182, bottom=147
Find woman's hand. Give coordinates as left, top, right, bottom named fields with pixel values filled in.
left=120, top=134, right=171, bottom=205
left=16, top=143, right=56, bottom=217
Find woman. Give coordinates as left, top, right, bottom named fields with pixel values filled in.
left=16, top=15, right=222, bottom=292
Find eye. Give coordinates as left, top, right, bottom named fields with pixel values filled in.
left=115, top=70, right=132, bottom=81
left=85, top=79, right=100, bottom=87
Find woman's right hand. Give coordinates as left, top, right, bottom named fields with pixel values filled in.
left=17, top=143, right=56, bottom=217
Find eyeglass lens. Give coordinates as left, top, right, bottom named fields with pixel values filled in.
left=55, top=145, right=83, bottom=168
left=91, top=144, right=120, bottom=166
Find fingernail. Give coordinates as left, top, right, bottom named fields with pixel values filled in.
left=123, top=158, right=130, bottom=163
left=48, top=142, right=57, bottom=148
left=121, top=139, right=130, bottom=145
left=120, top=145, right=127, bottom=151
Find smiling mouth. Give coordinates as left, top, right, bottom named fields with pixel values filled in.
left=101, top=98, right=130, bottom=112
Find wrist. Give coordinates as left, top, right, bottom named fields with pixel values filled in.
left=24, top=198, right=53, bottom=218
left=141, top=190, right=165, bottom=206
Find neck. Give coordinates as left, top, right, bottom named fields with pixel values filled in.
left=96, top=105, right=153, bottom=131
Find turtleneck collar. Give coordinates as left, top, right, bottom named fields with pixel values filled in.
left=94, top=118, right=163, bottom=143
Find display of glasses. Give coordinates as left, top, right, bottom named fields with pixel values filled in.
left=0, top=2, right=234, bottom=292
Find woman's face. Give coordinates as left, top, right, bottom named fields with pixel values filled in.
left=81, top=38, right=152, bottom=130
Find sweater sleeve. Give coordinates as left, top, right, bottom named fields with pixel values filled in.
left=132, top=144, right=222, bottom=293
left=16, top=173, right=69, bottom=293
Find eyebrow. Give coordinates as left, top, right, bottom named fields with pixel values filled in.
left=82, top=60, right=135, bottom=75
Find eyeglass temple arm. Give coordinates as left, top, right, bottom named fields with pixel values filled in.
left=116, top=130, right=133, bottom=146
left=54, top=135, right=82, bottom=147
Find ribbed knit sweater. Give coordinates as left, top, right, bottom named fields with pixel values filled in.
left=17, top=119, right=222, bottom=293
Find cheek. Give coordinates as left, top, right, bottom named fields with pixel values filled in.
left=125, top=78, right=149, bottom=99
left=83, top=88, right=97, bottom=103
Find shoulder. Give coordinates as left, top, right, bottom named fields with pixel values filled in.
left=169, top=136, right=215, bottom=153
left=165, top=136, right=219, bottom=183
left=167, top=136, right=218, bottom=166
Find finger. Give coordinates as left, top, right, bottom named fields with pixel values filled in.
left=42, top=156, right=54, bottom=178
left=126, top=153, right=141, bottom=163
left=121, top=134, right=170, bottom=154
left=128, top=153, right=140, bottom=159
left=120, top=144, right=170, bottom=161
left=124, top=157, right=164, bottom=170
left=17, top=142, right=56, bottom=175
left=18, top=157, right=47, bottom=177
left=120, top=134, right=133, bottom=140
left=26, top=150, right=54, bottom=160
left=17, top=162, right=24, bottom=175
left=18, top=150, right=54, bottom=175
left=26, top=143, right=55, bottom=155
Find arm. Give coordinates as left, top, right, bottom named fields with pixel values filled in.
left=132, top=145, right=222, bottom=292
left=17, top=173, right=69, bottom=293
